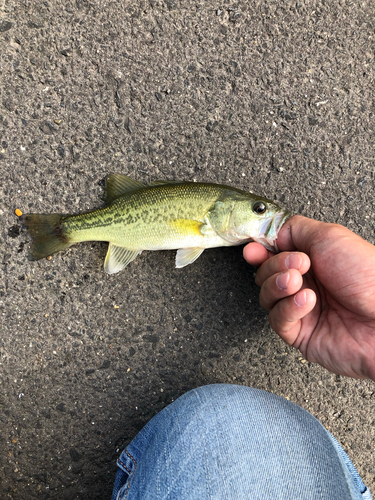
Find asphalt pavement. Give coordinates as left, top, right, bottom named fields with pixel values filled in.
left=0, top=1, right=374, bottom=498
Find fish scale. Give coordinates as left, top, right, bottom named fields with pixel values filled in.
left=66, top=183, right=224, bottom=250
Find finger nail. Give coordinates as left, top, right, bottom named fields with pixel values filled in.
left=294, top=290, right=307, bottom=307
left=276, top=271, right=290, bottom=291
left=285, top=253, right=302, bottom=270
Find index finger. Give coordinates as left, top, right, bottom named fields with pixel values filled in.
left=255, top=252, right=311, bottom=287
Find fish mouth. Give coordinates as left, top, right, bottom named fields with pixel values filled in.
left=257, top=210, right=290, bottom=252
left=272, top=211, right=290, bottom=251
left=275, top=211, right=290, bottom=233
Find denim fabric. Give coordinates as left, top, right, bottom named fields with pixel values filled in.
left=112, top=384, right=372, bottom=500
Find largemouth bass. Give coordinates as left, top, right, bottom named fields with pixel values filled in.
left=19, top=174, right=289, bottom=274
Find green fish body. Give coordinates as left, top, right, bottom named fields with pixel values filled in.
left=20, top=174, right=289, bottom=274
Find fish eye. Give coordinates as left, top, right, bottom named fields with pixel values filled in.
left=252, top=201, right=267, bottom=215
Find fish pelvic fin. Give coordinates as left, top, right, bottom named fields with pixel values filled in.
left=104, top=244, right=141, bottom=274
left=19, top=213, right=71, bottom=260
left=176, top=247, right=204, bottom=268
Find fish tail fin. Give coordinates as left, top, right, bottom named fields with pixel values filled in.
left=19, top=213, right=72, bottom=260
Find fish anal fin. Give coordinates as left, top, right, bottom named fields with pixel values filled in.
left=104, top=244, right=141, bottom=274
left=175, top=247, right=204, bottom=268
left=104, top=174, right=145, bottom=204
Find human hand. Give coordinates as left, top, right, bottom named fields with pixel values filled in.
left=243, top=215, right=375, bottom=380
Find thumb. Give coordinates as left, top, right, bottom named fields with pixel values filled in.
left=276, top=215, right=325, bottom=253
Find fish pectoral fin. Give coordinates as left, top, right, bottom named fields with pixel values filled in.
left=169, top=218, right=204, bottom=236
left=104, top=244, right=141, bottom=274
left=104, top=174, right=145, bottom=204
left=175, top=248, right=204, bottom=268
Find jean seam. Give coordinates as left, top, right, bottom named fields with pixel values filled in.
left=117, top=458, right=132, bottom=475
left=118, top=449, right=137, bottom=500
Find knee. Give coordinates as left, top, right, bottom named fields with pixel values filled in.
left=181, top=383, right=282, bottom=412
left=175, top=384, right=322, bottom=438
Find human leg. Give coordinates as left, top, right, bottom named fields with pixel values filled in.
left=112, top=384, right=371, bottom=500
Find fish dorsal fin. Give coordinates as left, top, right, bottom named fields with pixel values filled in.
left=104, top=174, right=145, bottom=204
left=104, top=244, right=141, bottom=274
left=147, top=180, right=186, bottom=187
left=175, top=247, right=204, bottom=268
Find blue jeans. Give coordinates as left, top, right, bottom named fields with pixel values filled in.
left=112, top=384, right=372, bottom=500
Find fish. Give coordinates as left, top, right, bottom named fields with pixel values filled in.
left=18, top=174, right=289, bottom=274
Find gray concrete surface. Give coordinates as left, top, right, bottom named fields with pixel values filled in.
left=1, top=0, right=374, bottom=498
